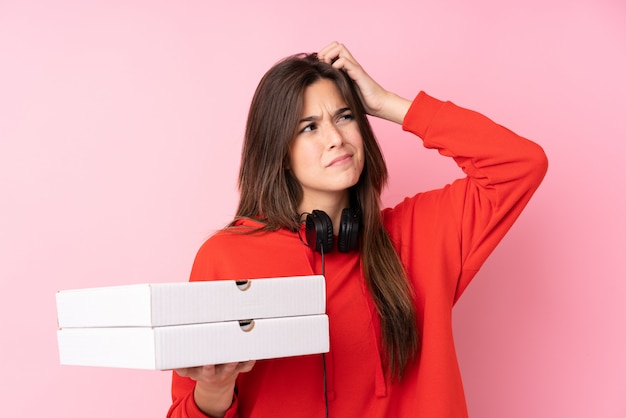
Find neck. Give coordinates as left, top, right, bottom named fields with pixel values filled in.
left=299, top=191, right=350, bottom=234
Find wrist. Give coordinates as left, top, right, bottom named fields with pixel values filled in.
left=193, top=381, right=235, bottom=418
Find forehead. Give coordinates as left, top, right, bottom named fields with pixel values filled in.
left=301, top=79, right=347, bottom=113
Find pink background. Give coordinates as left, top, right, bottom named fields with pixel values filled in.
left=1, top=0, right=624, bottom=416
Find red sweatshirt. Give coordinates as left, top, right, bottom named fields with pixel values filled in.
left=167, top=92, right=548, bottom=418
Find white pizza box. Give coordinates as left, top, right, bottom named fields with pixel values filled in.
left=56, top=275, right=325, bottom=328
left=57, top=314, right=329, bottom=370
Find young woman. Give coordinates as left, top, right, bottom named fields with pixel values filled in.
left=167, top=42, right=548, bottom=418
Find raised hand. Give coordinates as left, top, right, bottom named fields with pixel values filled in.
left=317, top=41, right=411, bottom=124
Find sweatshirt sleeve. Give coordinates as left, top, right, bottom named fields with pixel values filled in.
left=166, top=242, right=241, bottom=418
left=393, top=91, right=548, bottom=302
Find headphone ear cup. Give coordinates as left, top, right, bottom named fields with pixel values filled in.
left=306, top=210, right=334, bottom=253
left=338, top=208, right=360, bottom=252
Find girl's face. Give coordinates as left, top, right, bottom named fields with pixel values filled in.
left=289, top=78, right=364, bottom=208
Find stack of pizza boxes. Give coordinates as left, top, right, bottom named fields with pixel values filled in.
left=56, top=275, right=328, bottom=370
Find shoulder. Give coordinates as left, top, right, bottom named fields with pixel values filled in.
left=197, top=225, right=274, bottom=258
left=382, top=180, right=470, bottom=255
left=190, top=222, right=312, bottom=281
left=383, top=182, right=463, bottom=227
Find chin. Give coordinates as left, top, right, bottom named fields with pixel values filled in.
left=341, top=177, right=360, bottom=190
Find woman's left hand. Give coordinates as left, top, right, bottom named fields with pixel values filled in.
left=317, top=41, right=411, bottom=124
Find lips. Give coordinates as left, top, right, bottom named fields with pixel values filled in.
left=327, top=154, right=352, bottom=167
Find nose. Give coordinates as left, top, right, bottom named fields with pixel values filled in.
left=325, top=124, right=344, bottom=148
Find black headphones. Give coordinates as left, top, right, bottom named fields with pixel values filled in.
left=305, top=208, right=361, bottom=253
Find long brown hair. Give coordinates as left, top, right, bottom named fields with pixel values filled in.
left=235, top=53, right=419, bottom=377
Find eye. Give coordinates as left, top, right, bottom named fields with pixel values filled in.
left=338, top=113, right=354, bottom=122
left=300, top=123, right=317, bottom=133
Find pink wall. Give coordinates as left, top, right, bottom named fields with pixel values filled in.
left=1, top=0, right=624, bottom=416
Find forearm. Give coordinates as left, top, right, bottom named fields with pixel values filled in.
left=401, top=91, right=547, bottom=297
left=403, top=91, right=547, bottom=188
left=373, top=90, right=412, bottom=125
left=169, top=363, right=251, bottom=418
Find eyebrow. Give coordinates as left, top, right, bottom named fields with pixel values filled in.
left=298, top=107, right=352, bottom=124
